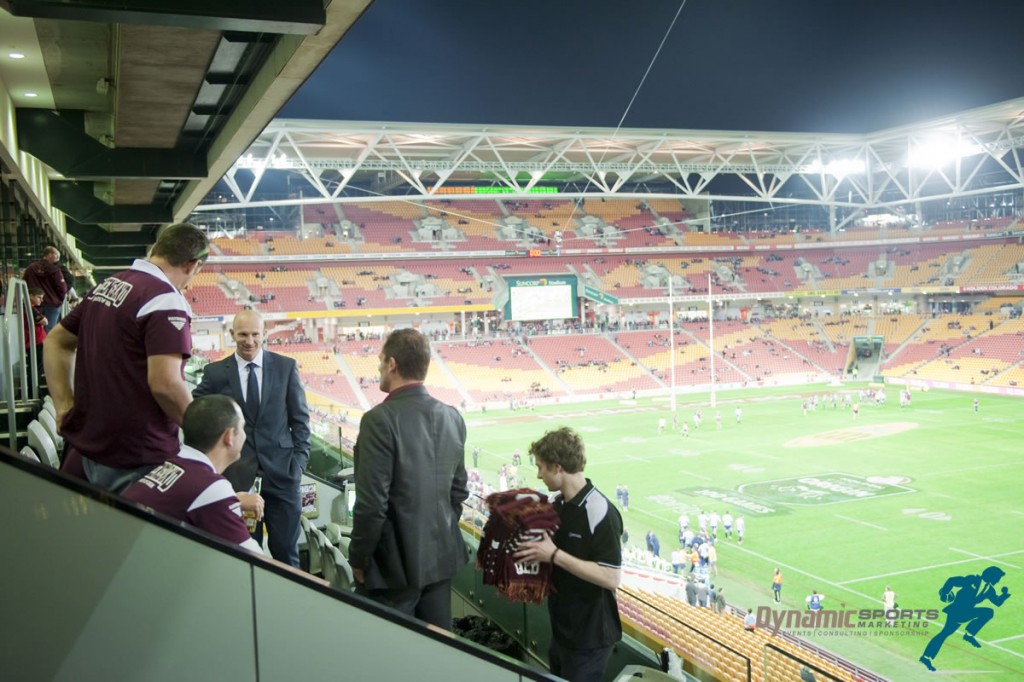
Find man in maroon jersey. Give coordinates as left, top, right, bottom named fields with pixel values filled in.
left=45, top=223, right=208, bottom=492
left=122, top=394, right=264, bottom=552
left=22, top=245, right=67, bottom=331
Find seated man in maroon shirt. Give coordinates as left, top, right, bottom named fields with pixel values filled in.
left=122, top=394, right=264, bottom=553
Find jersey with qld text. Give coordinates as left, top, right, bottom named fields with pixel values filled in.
left=122, top=446, right=259, bottom=550
left=60, top=259, right=192, bottom=468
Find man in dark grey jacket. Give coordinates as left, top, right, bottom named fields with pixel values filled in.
left=349, top=328, right=469, bottom=630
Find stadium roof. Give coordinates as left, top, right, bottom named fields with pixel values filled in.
left=199, top=98, right=1024, bottom=228
left=4, top=1, right=1024, bottom=271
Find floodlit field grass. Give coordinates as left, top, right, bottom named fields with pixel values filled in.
left=465, top=384, right=1024, bottom=682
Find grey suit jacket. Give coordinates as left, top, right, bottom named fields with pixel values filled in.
left=193, top=350, right=311, bottom=493
left=349, top=384, right=469, bottom=590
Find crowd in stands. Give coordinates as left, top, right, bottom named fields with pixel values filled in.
left=221, top=308, right=1024, bottom=413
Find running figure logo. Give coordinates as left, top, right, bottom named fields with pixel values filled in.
left=920, top=566, right=1012, bottom=671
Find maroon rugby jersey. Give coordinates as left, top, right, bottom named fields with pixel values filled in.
left=122, top=445, right=261, bottom=551
left=60, top=259, right=193, bottom=468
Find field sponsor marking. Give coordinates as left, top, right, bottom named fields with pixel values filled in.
left=625, top=454, right=652, bottom=464
left=834, top=514, right=888, bottom=531
left=739, top=473, right=915, bottom=506
left=744, top=451, right=784, bottom=462
left=677, top=486, right=779, bottom=515
left=666, top=448, right=702, bottom=458
left=729, top=463, right=765, bottom=474
left=603, top=450, right=688, bottom=465
left=537, top=406, right=659, bottom=420
left=784, top=421, right=918, bottom=448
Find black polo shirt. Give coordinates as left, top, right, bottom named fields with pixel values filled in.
left=549, top=479, right=623, bottom=649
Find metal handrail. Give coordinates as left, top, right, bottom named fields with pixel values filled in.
left=2, top=278, right=36, bottom=451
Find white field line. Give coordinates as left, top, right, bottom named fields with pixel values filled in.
left=834, top=514, right=887, bottom=531
left=837, top=550, right=1024, bottom=585
left=948, top=547, right=1021, bottom=571
left=917, top=461, right=1023, bottom=480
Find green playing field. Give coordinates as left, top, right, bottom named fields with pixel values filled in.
left=464, top=384, right=1024, bottom=682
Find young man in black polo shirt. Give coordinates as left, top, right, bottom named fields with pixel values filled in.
left=515, top=427, right=623, bottom=682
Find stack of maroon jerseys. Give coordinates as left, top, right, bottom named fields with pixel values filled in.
left=477, top=488, right=561, bottom=604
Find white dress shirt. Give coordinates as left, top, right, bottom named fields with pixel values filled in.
left=234, top=349, right=264, bottom=405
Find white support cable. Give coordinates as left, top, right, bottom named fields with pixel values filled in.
left=562, top=0, right=689, bottom=227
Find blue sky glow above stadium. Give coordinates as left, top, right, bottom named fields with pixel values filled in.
left=282, top=0, right=1024, bottom=134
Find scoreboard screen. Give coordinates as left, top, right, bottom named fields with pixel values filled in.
left=504, top=275, right=579, bottom=321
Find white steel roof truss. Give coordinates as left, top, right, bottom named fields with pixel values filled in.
left=332, top=131, right=385, bottom=197
left=244, top=128, right=286, bottom=204
left=282, top=131, right=332, bottom=199
left=483, top=136, right=523, bottom=192
left=380, top=133, right=429, bottom=195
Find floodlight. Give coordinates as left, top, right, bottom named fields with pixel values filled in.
left=908, top=136, right=981, bottom=169
left=806, top=158, right=864, bottom=177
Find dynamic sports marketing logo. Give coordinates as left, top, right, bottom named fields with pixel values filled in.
left=755, top=604, right=938, bottom=639
left=754, top=565, right=1013, bottom=674
left=919, top=565, right=1012, bottom=672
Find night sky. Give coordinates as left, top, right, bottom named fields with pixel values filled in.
left=280, top=0, right=1024, bottom=133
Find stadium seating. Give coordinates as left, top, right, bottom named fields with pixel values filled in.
left=309, top=524, right=329, bottom=577
left=621, top=587, right=858, bottom=682
left=37, top=410, right=63, bottom=452
left=322, top=544, right=355, bottom=591
left=27, top=421, right=59, bottom=468
left=211, top=235, right=266, bottom=256
left=19, top=445, right=40, bottom=463
left=300, top=516, right=322, bottom=576
left=436, top=339, right=566, bottom=403
left=526, top=334, right=661, bottom=395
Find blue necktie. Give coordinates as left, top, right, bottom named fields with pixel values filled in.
left=246, top=362, right=260, bottom=419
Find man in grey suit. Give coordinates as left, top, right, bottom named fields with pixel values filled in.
left=349, top=328, right=469, bottom=630
left=193, top=310, right=310, bottom=566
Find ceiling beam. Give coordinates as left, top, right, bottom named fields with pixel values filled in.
left=51, top=180, right=174, bottom=224
left=65, top=222, right=161, bottom=247
left=0, top=0, right=326, bottom=35
left=17, top=109, right=208, bottom=179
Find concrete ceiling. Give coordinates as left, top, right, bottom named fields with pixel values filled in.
left=0, top=0, right=372, bottom=272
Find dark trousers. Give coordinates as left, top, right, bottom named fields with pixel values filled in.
left=359, top=578, right=453, bottom=631
left=26, top=343, right=45, bottom=396
left=223, top=454, right=302, bottom=568
left=549, top=640, right=614, bottom=682
left=66, top=449, right=154, bottom=493
left=255, top=484, right=302, bottom=567
left=38, top=306, right=61, bottom=333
